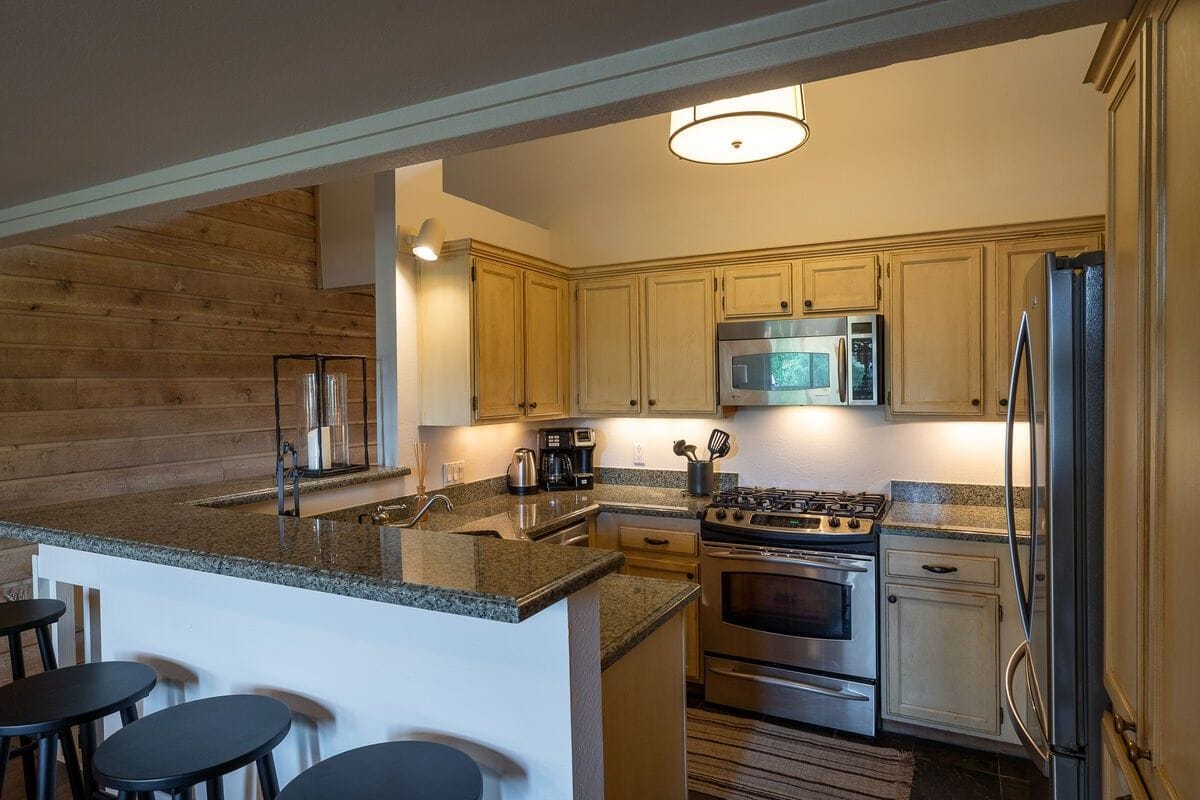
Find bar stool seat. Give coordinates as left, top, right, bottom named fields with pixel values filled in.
left=0, top=661, right=156, bottom=800
left=0, top=600, right=66, bottom=640
left=276, top=741, right=483, bottom=800
left=92, top=694, right=292, bottom=800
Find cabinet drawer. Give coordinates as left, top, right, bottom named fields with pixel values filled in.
left=885, top=548, right=998, bottom=587
left=618, top=524, right=698, bottom=556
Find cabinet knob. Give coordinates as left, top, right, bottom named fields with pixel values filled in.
left=780, top=300, right=789, bottom=310
left=686, top=572, right=695, bottom=580
left=648, top=399, right=656, bottom=406
left=971, top=398, right=981, bottom=407
left=804, top=299, right=813, bottom=308
left=999, top=398, right=1009, bottom=407
left=887, top=595, right=897, bottom=604
left=629, top=399, right=637, bottom=407
left=529, top=402, right=537, bottom=409
left=518, top=402, right=526, bottom=409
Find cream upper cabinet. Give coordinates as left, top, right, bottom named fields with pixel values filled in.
left=887, top=246, right=984, bottom=415
left=417, top=243, right=571, bottom=426
left=721, top=261, right=793, bottom=318
left=1091, top=4, right=1200, bottom=797
left=884, top=582, right=1000, bottom=735
left=523, top=271, right=570, bottom=419
left=799, top=254, right=880, bottom=313
left=473, top=258, right=524, bottom=421
left=994, top=234, right=1101, bottom=417
left=577, top=276, right=641, bottom=414
left=644, top=269, right=716, bottom=414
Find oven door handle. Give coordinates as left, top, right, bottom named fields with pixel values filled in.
left=710, top=666, right=871, bottom=702
left=704, top=550, right=869, bottom=573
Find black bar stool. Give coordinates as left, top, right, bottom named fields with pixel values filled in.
left=0, top=660, right=157, bottom=800
left=92, top=694, right=292, bottom=800
left=276, top=741, right=483, bottom=800
left=1, top=599, right=68, bottom=799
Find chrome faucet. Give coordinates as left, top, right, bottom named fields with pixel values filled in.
left=357, top=494, right=454, bottom=527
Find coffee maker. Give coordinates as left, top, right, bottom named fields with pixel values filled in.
left=537, top=427, right=596, bottom=491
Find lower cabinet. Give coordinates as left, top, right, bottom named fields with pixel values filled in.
left=880, top=534, right=1025, bottom=743
left=884, top=583, right=999, bottom=735
left=596, top=513, right=702, bottom=683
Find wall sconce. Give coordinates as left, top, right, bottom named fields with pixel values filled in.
left=410, top=217, right=445, bottom=261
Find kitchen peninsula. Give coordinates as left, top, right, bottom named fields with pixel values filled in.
left=0, top=470, right=701, bottom=800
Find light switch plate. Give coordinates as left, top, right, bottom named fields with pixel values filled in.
left=633, top=443, right=645, bottom=466
left=443, top=460, right=466, bottom=485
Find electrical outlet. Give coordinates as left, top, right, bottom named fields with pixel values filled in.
left=442, top=460, right=466, bottom=485
left=633, top=443, right=645, bottom=466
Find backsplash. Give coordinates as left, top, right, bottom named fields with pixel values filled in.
left=890, top=480, right=1030, bottom=508
left=596, top=467, right=739, bottom=492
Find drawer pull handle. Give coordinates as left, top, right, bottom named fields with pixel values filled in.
left=922, top=564, right=958, bottom=574
left=644, top=537, right=670, bottom=546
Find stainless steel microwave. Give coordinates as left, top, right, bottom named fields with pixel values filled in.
left=717, top=315, right=883, bottom=406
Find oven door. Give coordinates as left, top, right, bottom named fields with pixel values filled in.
left=700, top=543, right=876, bottom=679
left=718, top=335, right=848, bottom=405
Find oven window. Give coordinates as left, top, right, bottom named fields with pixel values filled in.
left=730, top=352, right=831, bottom=391
left=722, top=572, right=851, bottom=639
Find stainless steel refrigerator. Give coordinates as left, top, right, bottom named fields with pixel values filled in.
left=1002, top=251, right=1105, bottom=800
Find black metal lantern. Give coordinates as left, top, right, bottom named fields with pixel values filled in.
left=272, top=354, right=370, bottom=478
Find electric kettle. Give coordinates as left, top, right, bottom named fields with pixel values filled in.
left=507, top=448, right=539, bottom=495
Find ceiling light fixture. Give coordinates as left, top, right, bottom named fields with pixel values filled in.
left=668, top=86, right=809, bottom=165
left=411, top=217, right=445, bottom=261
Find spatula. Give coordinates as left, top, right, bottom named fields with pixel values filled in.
left=706, top=429, right=730, bottom=461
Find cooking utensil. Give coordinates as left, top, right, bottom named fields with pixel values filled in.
left=684, top=444, right=699, bottom=462
left=710, top=441, right=730, bottom=461
left=673, top=439, right=690, bottom=460
left=706, top=429, right=730, bottom=461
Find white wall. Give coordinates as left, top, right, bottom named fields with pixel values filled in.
left=442, top=25, right=1107, bottom=267
left=584, top=409, right=1030, bottom=491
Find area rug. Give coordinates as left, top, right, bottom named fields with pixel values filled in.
left=687, top=708, right=915, bottom=800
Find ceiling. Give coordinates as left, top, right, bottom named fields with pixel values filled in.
left=0, top=0, right=1130, bottom=244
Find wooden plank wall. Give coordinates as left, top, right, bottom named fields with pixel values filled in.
left=0, top=187, right=377, bottom=525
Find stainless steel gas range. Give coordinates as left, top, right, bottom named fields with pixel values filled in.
left=699, top=488, right=888, bottom=737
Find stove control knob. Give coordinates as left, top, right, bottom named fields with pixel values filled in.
left=847, top=516, right=861, bottom=530
left=732, top=510, right=745, bottom=522
left=828, top=514, right=841, bottom=528
left=715, top=508, right=727, bottom=521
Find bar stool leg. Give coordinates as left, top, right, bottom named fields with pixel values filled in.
left=255, top=754, right=281, bottom=800
left=77, top=720, right=97, bottom=798
left=33, top=626, right=56, bottom=671
left=119, top=705, right=139, bottom=726
left=0, top=736, right=10, bottom=795
left=34, top=735, right=56, bottom=800
left=9, top=633, right=36, bottom=800
left=57, top=728, right=85, bottom=800
left=205, top=776, right=224, bottom=800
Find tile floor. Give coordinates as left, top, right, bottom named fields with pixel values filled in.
left=687, top=696, right=1046, bottom=800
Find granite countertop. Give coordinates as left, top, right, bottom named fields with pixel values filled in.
left=0, top=469, right=624, bottom=624
left=598, top=574, right=699, bottom=671
left=882, top=501, right=1031, bottom=543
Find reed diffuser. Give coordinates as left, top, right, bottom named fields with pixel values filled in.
left=413, top=442, right=430, bottom=503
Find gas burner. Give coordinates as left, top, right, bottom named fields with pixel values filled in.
left=710, top=488, right=887, bottom=520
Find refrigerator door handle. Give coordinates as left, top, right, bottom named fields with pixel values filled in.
left=1006, top=311, right=1033, bottom=640
left=1005, top=640, right=1050, bottom=775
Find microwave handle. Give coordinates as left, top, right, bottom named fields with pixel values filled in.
left=837, top=337, right=847, bottom=403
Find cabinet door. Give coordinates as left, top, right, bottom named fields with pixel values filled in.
left=644, top=269, right=716, bottom=414
left=473, top=258, right=524, bottom=420
left=1103, top=42, right=1147, bottom=753
left=577, top=276, right=641, bottom=413
left=799, top=254, right=879, bottom=313
left=884, top=583, right=1000, bottom=735
left=523, top=271, right=569, bottom=419
left=623, top=555, right=701, bottom=683
left=888, top=247, right=984, bottom=415
left=1101, top=713, right=1150, bottom=800
left=721, top=262, right=793, bottom=318
left=994, top=234, right=1101, bottom=416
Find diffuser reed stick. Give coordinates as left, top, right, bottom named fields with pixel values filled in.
left=413, top=441, right=430, bottom=502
